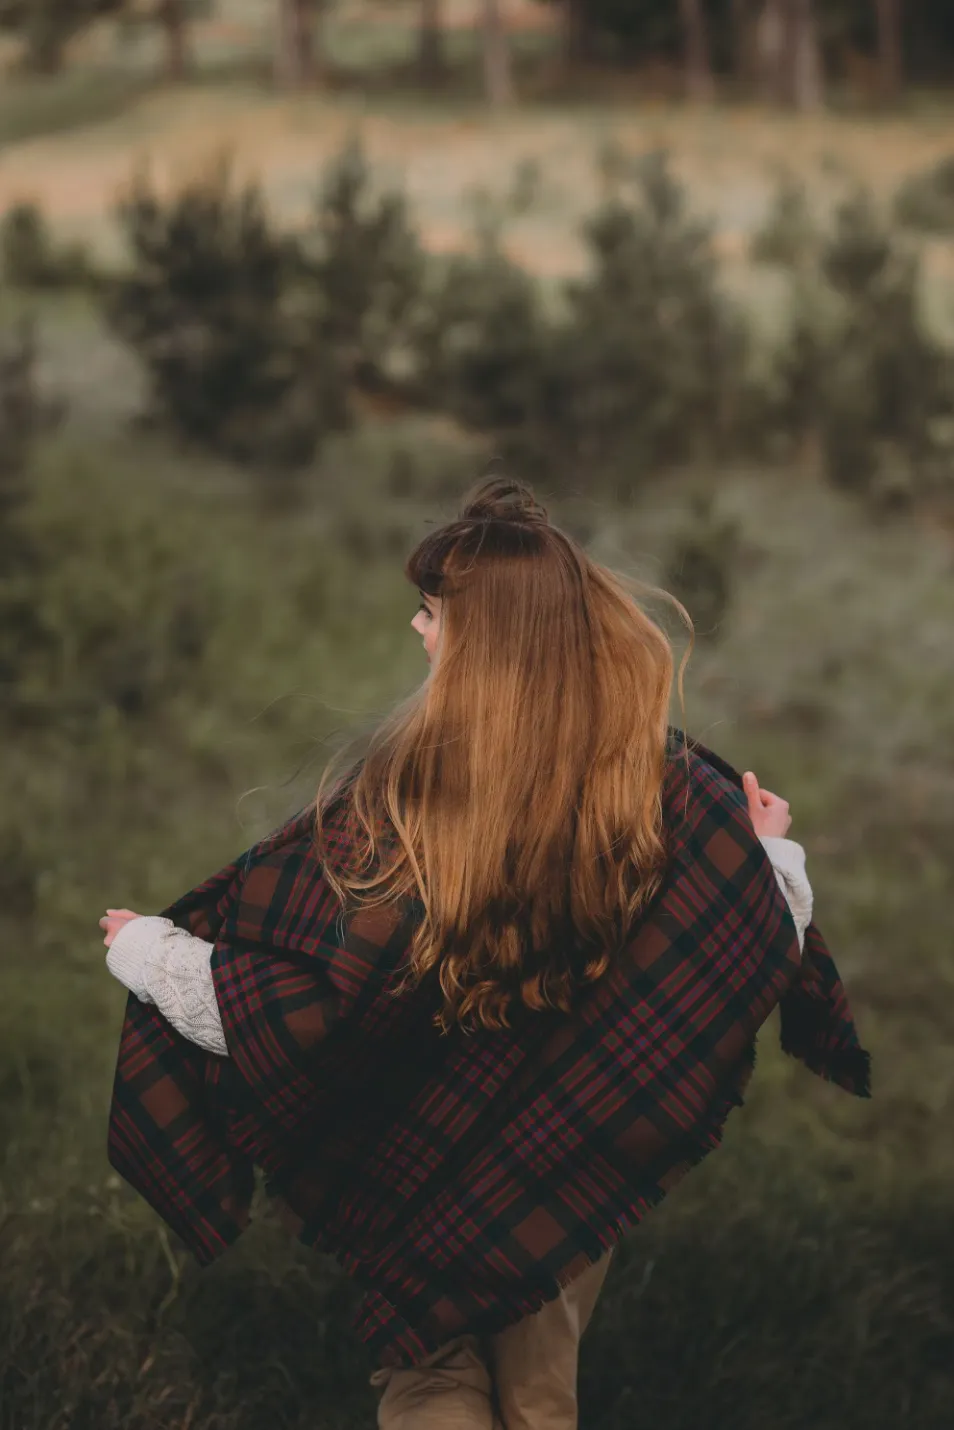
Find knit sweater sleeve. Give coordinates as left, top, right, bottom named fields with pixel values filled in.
left=106, top=916, right=229, bottom=1057
left=106, top=837, right=814, bottom=1057
left=760, top=835, right=812, bottom=954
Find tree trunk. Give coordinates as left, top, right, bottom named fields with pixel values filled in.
left=418, top=0, right=445, bottom=83
left=730, top=0, right=756, bottom=89
left=754, top=0, right=786, bottom=102
left=275, top=0, right=322, bottom=89
left=481, top=0, right=514, bottom=107
left=679, top=0, right=715, bottom=103
left=24, top=15, right=67, bottom=73
left=874, top=0, right=903, bottom=101
left=787, top=0, right=823, bottom=110
left=563, top=0, right=592, bottom=68
left=159, top=0, right=189, bottom=81
left=756, top=0, right=822, bottom=108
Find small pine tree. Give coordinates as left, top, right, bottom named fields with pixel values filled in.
left=411, top=151, right=752, bottom=496
left=415, top=238, right=549, bottom=441
left=552, top=150, right=750, bottom=492
left=894, top=156, right=954, bottom=238
left=103, top=155, right=347, bottom=472
left=750, top=171, right=818, bottom=269
left=299, top=138, right=426, bottom=393
left=769, top=186, right=954, bottom=504
left=819, top=188, right=954, bottom=497
left=1, top=202, right=94, bottom=290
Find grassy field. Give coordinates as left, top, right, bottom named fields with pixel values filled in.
left=3, top=409, right=954, bottom=1426
left=2, top=14, right=954, bottom=1428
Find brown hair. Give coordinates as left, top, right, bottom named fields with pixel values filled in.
left=314, top=475, right=693, bottom=1036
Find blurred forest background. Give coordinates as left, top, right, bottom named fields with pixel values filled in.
left=2, top=2, right=954, bottom=1428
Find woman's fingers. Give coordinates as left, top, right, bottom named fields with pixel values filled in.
left=742, top=771, right=765, bottom=809
left=761, top=791, right=790, bottom=811
left=100, top=910, right=141, bottom=950
left=743, top=774, right=789, bottom=807
left=743, top=773, right=791, bottom=819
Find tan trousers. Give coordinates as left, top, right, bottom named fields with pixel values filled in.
left=369, top=1248, right=614, bottom=1430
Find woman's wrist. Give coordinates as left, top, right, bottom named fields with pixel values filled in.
left=105, top=915, right=176, bottom=1001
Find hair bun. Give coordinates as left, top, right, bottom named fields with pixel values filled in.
left=460, top=472, right=549, bottom=527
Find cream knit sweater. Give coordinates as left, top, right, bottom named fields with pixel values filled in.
left=106, top=835, right=812, bottom=1059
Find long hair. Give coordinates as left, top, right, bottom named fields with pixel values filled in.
left=314, top=475, right=694, bottom=1036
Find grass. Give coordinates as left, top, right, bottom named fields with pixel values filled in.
left=2, top=397, right=954, bottom=1424
left=2, top=1157, right=952, bottom=1428
left=0, top=67, right=157, bottom=147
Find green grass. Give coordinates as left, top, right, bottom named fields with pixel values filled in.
left=2, top=1151, right=952, bottom=1429
left=2, top=404, right=954, bottom=1425
left=0, top=11, right=559, bottom=149
left=0, top=68, right=157, bottom=147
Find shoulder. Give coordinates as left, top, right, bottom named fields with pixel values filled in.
left=664, top=727, right=748, bottom=824
left=662, top=731, right=764, bottom=893
left=238, top=792, right=358, bottom=875
left=221, top=801, right=351, bottom=949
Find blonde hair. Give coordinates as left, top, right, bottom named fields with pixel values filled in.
left=314, top=476, right=694, bottom=1036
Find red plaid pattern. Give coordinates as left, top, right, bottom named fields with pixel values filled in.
left=107, top=728, right=870, bottom=1368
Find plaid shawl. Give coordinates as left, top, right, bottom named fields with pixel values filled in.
left=107, top=727, right=870, bottom=1369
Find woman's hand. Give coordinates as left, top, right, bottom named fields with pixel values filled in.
left=100, top=908, right=142, bottom=948
left=742, top=771, right=792, bottom=839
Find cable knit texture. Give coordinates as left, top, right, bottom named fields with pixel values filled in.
left=107, top=916, right=229, bottom=1057
left=106, top=838, right=813, bottom=1058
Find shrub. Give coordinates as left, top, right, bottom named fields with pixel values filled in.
left=821, top=189, right=954, bottom=498
left=92, top=142, right=954, bottom=512
left=750, top=172, right=819, bottom=270
left=549, top=150, right=751, bottom=494
left=0, top=352, right=216, bottom=731
left=27, top=498, right=219, bottom=729
left=894, top=155, right=954, bottom=237
left=415, top=238, right=550, bottom=446
left=768, top=275, right=835, bottom=455
left=0, top=313, right=64, bottom=496
left=416, top=151, right=752, bottom=498
left=103, top=156, right=347, bottom=473
left=102, top=142, right=429, bottom=473
left=0, top=201, right=94, bottom=289
left=771, top=187, right=954, bottom=504
left=404, top=161, right=555, bottom=466
left=297, top=138, right=427, bottom=395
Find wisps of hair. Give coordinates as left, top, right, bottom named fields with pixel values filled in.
left=314, top=473, right=694, bottom=1036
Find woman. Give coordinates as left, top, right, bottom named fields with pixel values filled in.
left=102, top=477, right=868, bottom=1429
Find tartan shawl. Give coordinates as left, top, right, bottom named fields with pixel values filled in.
left=106, top=726, right=870, bottom=1369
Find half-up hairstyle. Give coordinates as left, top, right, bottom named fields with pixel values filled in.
left=314, top=474, right=694, bottom=1036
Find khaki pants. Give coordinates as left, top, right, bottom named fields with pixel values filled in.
left=369, top=1248, right=614, bottom=1430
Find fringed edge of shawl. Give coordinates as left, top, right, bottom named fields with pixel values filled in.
left=779, top=1001, right=872, bottom=1099
left=355, top=1043, right=763, bottom=1367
